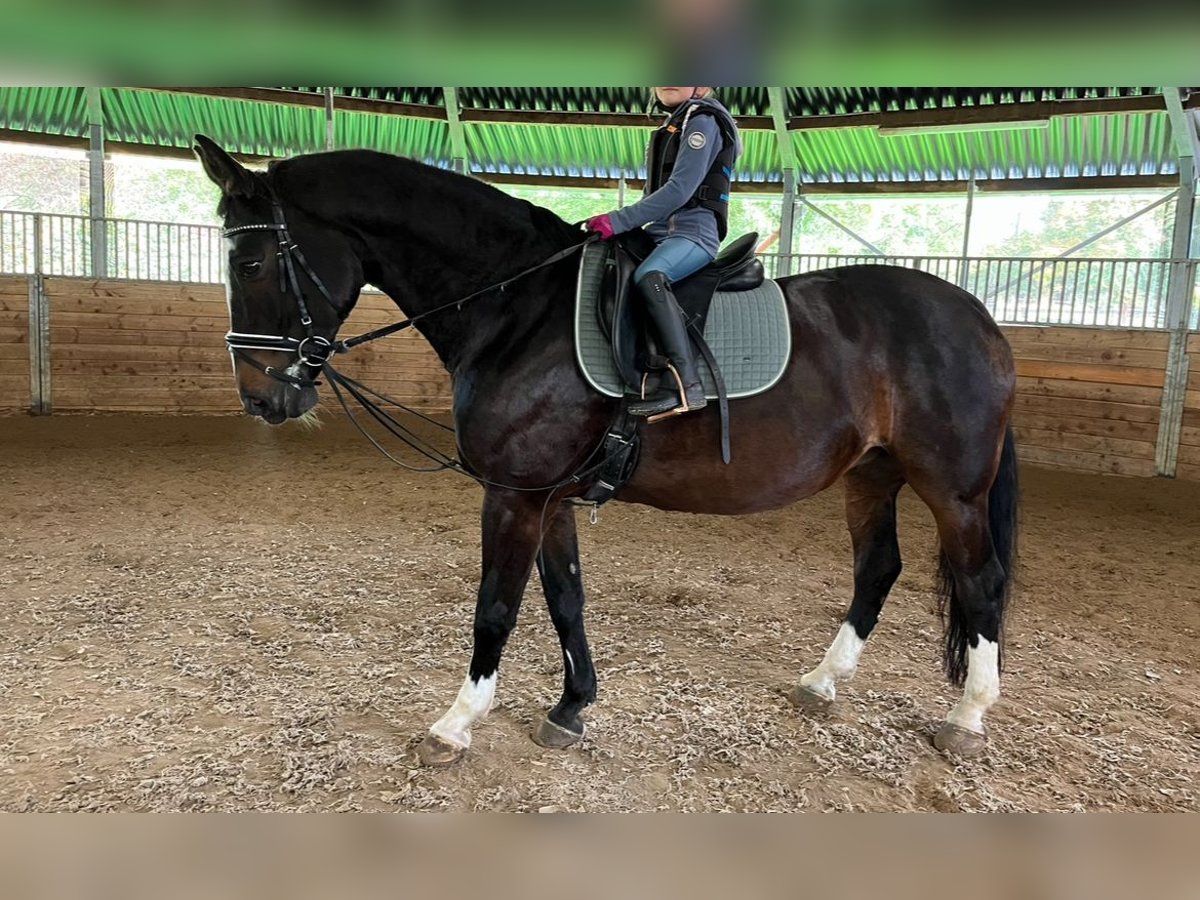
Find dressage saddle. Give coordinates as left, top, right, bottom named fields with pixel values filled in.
left=596, top=230, right=764, bottom=394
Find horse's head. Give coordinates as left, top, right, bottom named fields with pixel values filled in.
left=194, top=135, right=363, bottom=424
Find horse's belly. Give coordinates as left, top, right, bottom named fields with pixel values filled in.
left=617, top=421, right=860, bottom=516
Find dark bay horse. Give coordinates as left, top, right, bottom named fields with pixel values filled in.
left=194, top=135, right=1018, bottom=766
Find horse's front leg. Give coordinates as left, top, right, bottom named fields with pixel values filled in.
left=531, top=502, right=596, bottom=749
left=418, top=488, right=545, bottom=767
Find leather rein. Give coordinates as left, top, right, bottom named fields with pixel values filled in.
left=222, top=199, right=592, bottom=391
left=221, top=201, right=620, bottom=499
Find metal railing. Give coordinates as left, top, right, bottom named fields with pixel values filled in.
left=0, top=209, right=223, bottom=284
left=762, top=252, right=1199, bottom=330
left=2, top=209, right=1196, bottom=329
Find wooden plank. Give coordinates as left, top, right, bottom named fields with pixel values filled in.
left=48, top=297, right=229, bottom=318
left=1014, top=425, right=1155, bottom=459
left=1014, top=359, right=1164, bottom=387
left=1015, top=377, right=1163, bottom=406
left=45, top=277, right=225, bottom=301
left=1188, top=369, right=1200, bottom=393
left=1008, top=344, right=1168, bottom=368
left=1011, top=411, right=1158, bottom=443
left=1178, top=426, right=1200, bottom=448
left=1017, top=444, right=1157, bottom=478
left=1010, top=393, right=1161, bottom=424
left=1001, top=326, right=1170, bottom=351
left=1186, top=333, right=1200, bottom=354
left=47, top=312, right=228, bottom=333
left=1175, top=461, right=1200, bottom=482
left=1187, top=390, right=1200, bottom=411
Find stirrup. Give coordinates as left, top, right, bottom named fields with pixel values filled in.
left=645, top=364, right=693, bottom=424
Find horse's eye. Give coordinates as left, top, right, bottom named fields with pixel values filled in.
left=237, top=260, right=263, bottom=279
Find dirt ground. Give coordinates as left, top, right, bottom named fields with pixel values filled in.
left=1, top=413, right=1197, bottom=812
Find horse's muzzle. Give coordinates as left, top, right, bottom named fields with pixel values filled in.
left=242, top=382, right=318, bottom=424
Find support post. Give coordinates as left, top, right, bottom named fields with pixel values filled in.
left=959, top=173, right=975, bottom=286
left=617, top=174, right=627, bottom=209
left=443, top=87, right=469, bottom=175
left=86, top=87, right=107, bottom=279
left=1155, top=88, right=1198, bottom=477
left=778, top=169, right=797, bottom=277
left=767, top=87, right=798, bottom=276
left=27, top=254, right=50, bottom=415
left=324, top=87, right=336, bottom=151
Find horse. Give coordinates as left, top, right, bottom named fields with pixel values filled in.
left=194, top=134, right=1018, bottom=767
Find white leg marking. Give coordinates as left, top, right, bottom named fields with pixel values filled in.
left=564, top=649, right=576, bottom=679
left=798, top=622, right=866, bottom=701
left=945, top=637, right=1000, bottom=734
left=429, top=673, right=497, bottom=750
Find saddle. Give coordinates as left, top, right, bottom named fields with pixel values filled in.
left=597, top=231, right=765, bottom=392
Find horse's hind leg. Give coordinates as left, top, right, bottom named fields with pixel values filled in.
left=922, top=494, right=1007, bottom=756
left=531, top=503, right=597, bottom=749
left=791, top=454, right=905, bottom=711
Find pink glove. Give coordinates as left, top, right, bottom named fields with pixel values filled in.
left=584, top=214, right=616, bottom=240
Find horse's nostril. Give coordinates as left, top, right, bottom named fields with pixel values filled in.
left=244, top=395, right=270, bottom=416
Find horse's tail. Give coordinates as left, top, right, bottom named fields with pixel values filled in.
left=937, top=425, right=1019, bottom=687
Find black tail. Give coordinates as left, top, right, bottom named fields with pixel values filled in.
left=937, top=426, right=1019, bottom=687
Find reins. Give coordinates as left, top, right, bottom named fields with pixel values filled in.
left=223, top=202, right=616, bottom=498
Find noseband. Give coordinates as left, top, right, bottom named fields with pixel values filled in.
left=223, top=199, right=339, bottom=389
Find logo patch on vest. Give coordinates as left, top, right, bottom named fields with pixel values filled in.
left=687, top=131, right=707, bottom=150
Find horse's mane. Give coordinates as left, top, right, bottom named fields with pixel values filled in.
left=266, top=149, right=581, bottom=249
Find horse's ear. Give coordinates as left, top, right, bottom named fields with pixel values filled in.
left=193, top=134, right=258, bottom=198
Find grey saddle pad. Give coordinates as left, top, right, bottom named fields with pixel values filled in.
left=574, top=241, right=792, bottom=399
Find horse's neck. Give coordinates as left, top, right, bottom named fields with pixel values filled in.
left=357, top=192, right=573, bottom=371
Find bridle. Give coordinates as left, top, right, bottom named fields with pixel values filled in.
left=222, top=197, right=592, bottom=391
left=218, top=196, right=624, bottom=510
left=222, top=198, right=340, bottom=389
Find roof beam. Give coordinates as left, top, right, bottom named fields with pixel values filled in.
left=788, top=93, right=1193, bottom=132
left=146, top=87, right=447, bottom=120
left=133, top=87, right=1200, bottom=134
left=477, top=170, right=1179, bottom=195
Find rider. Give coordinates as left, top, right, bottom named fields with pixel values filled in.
left=585, top=86, right=741, bottom=419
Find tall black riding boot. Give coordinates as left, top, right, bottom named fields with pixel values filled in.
left=628, top=271, right=707, bottom=419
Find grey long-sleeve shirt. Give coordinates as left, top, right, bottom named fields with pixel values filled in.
left=607, top=109, right=726, bottom=257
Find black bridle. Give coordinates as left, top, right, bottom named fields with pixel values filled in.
left=222, top=199, right=340, bottom=388
left=220, top=199, right=622, bottom=506
left=223, top=198, right=591, bottom=391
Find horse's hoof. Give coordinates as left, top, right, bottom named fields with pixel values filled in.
left=532, top=717, right=585, bottom=750
left=933, top=722, right=987, bottom=756
left=417, top=734, right=466, bottom=767
left=788, top=684, right=834, bottom=714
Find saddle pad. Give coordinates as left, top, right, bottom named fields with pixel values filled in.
left=574, top=241, right=791, bottom=400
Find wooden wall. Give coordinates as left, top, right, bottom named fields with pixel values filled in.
left=1178, top=332, right=1200, bottom=482
left=3, top=275, right=1199, bottom=482
left=0, top=276, right=29, bottom=411
left=1003, top=325, right=1168, bottom=478
left=34, top=277, right=449, bottom=414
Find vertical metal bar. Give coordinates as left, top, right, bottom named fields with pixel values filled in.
left=86, top=87, right=107, bottom=278
left=617, top=174, right=627, bottom=209
left=768, top=88, right=798, bottom=278
left=27, top=272, right=49, bottom=415
left=1155, top=87, right=1197, bottom=476
left=324, top=87, right=336, bottom=151
left=442, top=87, right=469, bottom=175
left=959, top=174, right=975, bottom=286
left=777, top=169, right=797, bottom=277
